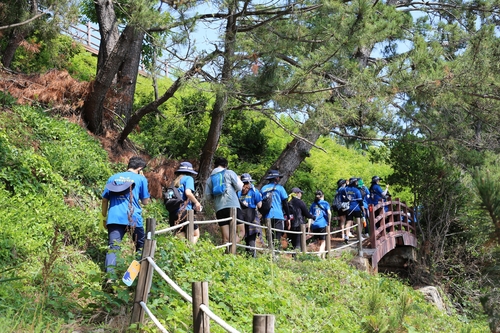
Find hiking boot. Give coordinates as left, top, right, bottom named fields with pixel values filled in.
left=344, top=236, right=349, bottom=244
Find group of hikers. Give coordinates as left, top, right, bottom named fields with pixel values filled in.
left=99, top=156, right=391, bottom=276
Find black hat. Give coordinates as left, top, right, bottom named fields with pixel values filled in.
left=349, top=177, right=359, bottom=184
left=176, top=161, right=198, bottom=175
left=291, top=187, right=303, bottom=193
left=265, top=170, right=283, bottom=180
left=337, top=179, right=346, bottom=187
left=372, top=176, right=381, bottom=183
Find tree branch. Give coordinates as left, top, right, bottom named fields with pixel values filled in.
left=0, top=10, right=50, bottom=31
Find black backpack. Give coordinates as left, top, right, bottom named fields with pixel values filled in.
left=333, top=188, right=350, bottom=212
left=163, top=183, right=184, bottom=213
left=287, top=198, right=303, bottom=229
left=258, top=184, right=277, bottom=216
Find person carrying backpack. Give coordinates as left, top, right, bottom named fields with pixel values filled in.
left=168, top=161, right=202, bottom=243
left=260, top=170, right=290, bottom=249
left=333, top=179, right=350, bottom=241
left=205, top=157, right=244, bottom=246
left=288, top=187, right=315, bottom=252
left=369, top=175, right=390, bottom=212
left=357, top=178, right=370, bottom=238
left=237, top=173, right=262, bottom=257
left=345, top=177, right=364, bottom=243
left=101, top=156, right=150, bottom=280
left=309, top=190, right=331, bottom=259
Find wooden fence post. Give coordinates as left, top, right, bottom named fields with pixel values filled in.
left=86, top=22, right=91, bottom=46
left=368, top=204, right=376, bottom=248
left=193, top=281, right=210, bottom=333
left=253, top=314, right=275, bottom=333
left=131, top=218, right=157, bottom=326
left=230, top=207, right=237, bottom=254
left=300, top=223, right=307, bottom=254
left=357, top=217, right=364, bottom=257
left=325, top=224, right=331, bottom=258
left=266, top=218, right=274, bottom=254
left=187, top=209, right=195, bottom=244
left=388, top=199, right=394, bottom=233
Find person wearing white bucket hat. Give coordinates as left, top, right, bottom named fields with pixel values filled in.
left=169, top=161, right=202, bottom=243
left=101, top=156, right=150, bottom=277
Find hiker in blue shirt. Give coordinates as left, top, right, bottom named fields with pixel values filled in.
left=357, top=178, right=370, bottom=238
left=205, top=157, right=244, bottom=246
left=345, top=177, right=363, bottom=243
left=369, top=175, right=390, bottom=212
left=334, top=179, right=349, bottom=241
left=260, top=170, right=290, bottom=249
left=238, top=173, right=262, bottom=257
left=309, top=190, right=331, bottom=259
left=101, top=156, right=150, bottom=278
left=169, top=161, right=202, bottom=243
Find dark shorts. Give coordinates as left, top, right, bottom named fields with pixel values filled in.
left=337, top=209, right=348, bottom=217
left=311, top=226, right=326, bottom=240
left=169, top=210, right=199, bottom=231
left=216, top=207, right=244, bottom=226
left=347, top=210, right=362, bottom=220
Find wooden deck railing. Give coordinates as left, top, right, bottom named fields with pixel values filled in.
left=63, top=22, right=169, bottom=77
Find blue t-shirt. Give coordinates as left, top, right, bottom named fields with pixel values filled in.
left=238, top=186, right=262, bottom=209
left=345, top=185, right=362, bottom=212
left=309, top=200, right=330, bottom=228
left=359, top=185, right=370, bottom=209
left=102, top=171, right=150, bottom=228
left=369, top=183, right=389, bottom=211
left=178, top=175, right=195, bottom=211
left=260, top=183, right=288, bottom=219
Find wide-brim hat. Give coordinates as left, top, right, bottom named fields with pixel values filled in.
left=349, top=177, right=359, bottom=184
left=241, top=173, right=254, bottom=183
left=291, top=187, right=303, bottom=193
left=265, top=169, right=283, bottom=180
left=176, top=161, right=198, bottom=175
left=106, top=180, right=135, bottom=193
left=358, top=179, right=365, bottom=186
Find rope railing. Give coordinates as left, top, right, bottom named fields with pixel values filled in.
left=131, top=218, right=275, bottom=333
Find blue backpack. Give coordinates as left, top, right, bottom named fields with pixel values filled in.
left=211, top=170, right=226, bottom=196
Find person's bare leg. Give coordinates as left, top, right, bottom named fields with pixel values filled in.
left=237, top=224, right=245, bottom=243
left=339, top=215, right=347, bottom=238
left=346, top=219, right=353, bottom=237
left=318, top=240, right=326, bottom=259
left=193, top=228, right=200, bottom=244
left=220, top=225, right=230, bottom=244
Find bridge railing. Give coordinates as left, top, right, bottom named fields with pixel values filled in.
left=367, top=198, right=418, bottom=270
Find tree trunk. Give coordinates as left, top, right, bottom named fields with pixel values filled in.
left=257, top=118, right=328, bottom=188
left=117, top=63, right=201, bottom=145
left=1, top=29, right=26, bottom=68
left=94, top=0, right=119, bottom=74
left=114, top=30, right=145, bottom=124
left=82, top=26, right=136, bottom=135
left=197, top=5, right=237, bottom=189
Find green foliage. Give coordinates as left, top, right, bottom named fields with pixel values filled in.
left=66, top=51, right=97, bottom=81
left=11, top=35, right=85, bottom=74
left=142, top=236, right=488, bottom=333
left=290, top=136, right=393, bottom=204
